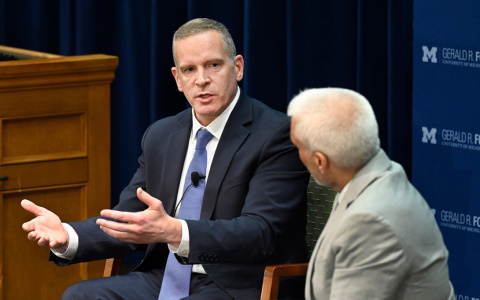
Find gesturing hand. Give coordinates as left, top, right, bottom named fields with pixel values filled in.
left=21, top=200, right=69, bottom=250
left=97, top=188, right=182, bottom=247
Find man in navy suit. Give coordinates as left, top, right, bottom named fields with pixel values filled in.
left=21, top=18, right=309, bottom=299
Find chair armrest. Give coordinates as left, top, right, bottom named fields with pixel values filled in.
left=260, top=263, right=308, bottom=300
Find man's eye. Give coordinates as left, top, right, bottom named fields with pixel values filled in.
left=184, top=67, right=194, bottom=73
left=210, top=63, right=220, bottom=68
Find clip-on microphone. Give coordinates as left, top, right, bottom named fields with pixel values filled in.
left=174, top=171, right=206, bottom=215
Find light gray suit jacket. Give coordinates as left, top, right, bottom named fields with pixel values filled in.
left=305, top=149, right=455, bottom=300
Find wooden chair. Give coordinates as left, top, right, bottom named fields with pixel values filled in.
left=103, top=256, right=123, bottom=277
left=103, top=177, right=337, bottom=299
left=260, top=177, right=336, bottom=300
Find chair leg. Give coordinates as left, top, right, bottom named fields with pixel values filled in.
left=260, top=266, right=279, bottom=300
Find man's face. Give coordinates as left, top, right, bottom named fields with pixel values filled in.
left=171, top=30, right=244, bottom=126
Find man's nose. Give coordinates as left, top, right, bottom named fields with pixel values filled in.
left=195, top=69, right=211, bottom=86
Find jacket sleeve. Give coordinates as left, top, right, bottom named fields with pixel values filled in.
left=329, top=213, right=407, bottom=299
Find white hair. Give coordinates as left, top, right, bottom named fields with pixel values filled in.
left=287, top=87, right=380, bottom=169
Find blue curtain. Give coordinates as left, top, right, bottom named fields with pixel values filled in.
left=0, top=0, right=412, bottom=206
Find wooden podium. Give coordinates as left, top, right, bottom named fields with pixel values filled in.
left=0, top=45, right=118, bottom=299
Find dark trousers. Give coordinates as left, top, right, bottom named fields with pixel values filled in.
left=61, top=269, right=233, bottom=300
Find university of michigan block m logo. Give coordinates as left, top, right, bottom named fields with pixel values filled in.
left=422, top=46, right=438, bottom=63
left=422, top=127, right=437, bottom=144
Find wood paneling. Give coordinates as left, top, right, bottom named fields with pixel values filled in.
left=2, top=113, right=87, bottom=164
left=0, top=45, right=118, bottom=300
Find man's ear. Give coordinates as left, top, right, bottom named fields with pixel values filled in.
left=313, top=151, right=329, bottom=173
left=171, top=67, right=183, bottom=92
left=234, top=55, right=244, bottom=82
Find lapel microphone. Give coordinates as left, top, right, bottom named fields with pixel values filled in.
left=191, top=171, right=206, bottom=187
left=174, top=171, right=207, bottom=215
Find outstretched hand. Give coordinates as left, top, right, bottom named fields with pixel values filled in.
left=97, top=188, right=182, bottom=247
left=21, top=200, right=69, bottom=250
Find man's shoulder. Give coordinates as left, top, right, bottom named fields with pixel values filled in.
left=238, top=93, right=289, bottom=125
left=245, top=93, right=286, bottom=114
left=148, top=108, right=191, bottom=130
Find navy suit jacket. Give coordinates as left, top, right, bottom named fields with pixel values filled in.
left=53, top=92, right=309, bottom=297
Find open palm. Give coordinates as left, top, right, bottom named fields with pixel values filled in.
left=21, top=199, right=69, bottom=249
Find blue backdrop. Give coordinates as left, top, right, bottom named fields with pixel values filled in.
left=413, top=0, right=480, bottom=297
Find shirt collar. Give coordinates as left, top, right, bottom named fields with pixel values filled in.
left=191, top=87, right=240, bottom=140
left=336, top=180, right=352, bottom=206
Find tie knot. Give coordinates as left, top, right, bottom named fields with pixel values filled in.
left=196, top=130, right=213, bottom=150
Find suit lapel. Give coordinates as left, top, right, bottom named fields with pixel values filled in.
left=200, top=93, right=253, bottom=220
left=162, top=111, right=192, bottom=216
left=306, top=194, right=348, bottom=299
left=341, top=149, right=391, bottom=209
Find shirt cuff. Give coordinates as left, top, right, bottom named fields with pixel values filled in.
left=50, top=223, right=78, bottom=260
left=168, top=219, right=190, bottom=257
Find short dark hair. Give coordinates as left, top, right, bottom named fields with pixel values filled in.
left=172, top=18, right=236, bottom=66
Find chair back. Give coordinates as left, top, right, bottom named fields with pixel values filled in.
left=305, top=176, right=337, bottom=257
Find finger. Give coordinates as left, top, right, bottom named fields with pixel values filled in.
left=49, top=240, right=64, bottom=249
left=96, top=218, right=137, bottom=233
left=100, top=209, right=137, bottom=223
left=27, top=231, right=38, bottom=241
left=99, top=225, right=136, bottom=243
left=21, top=199, right=45, bottom=217
left=99, top=225, right=119, bottom=238
left=37, top=236, right=50, bottom=247
left=22, top=220, right=36, bottom=232
left=136, top=188, right=161, bottom=208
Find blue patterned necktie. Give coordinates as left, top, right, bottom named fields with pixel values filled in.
left=159, top=129, right=214, bottom=299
